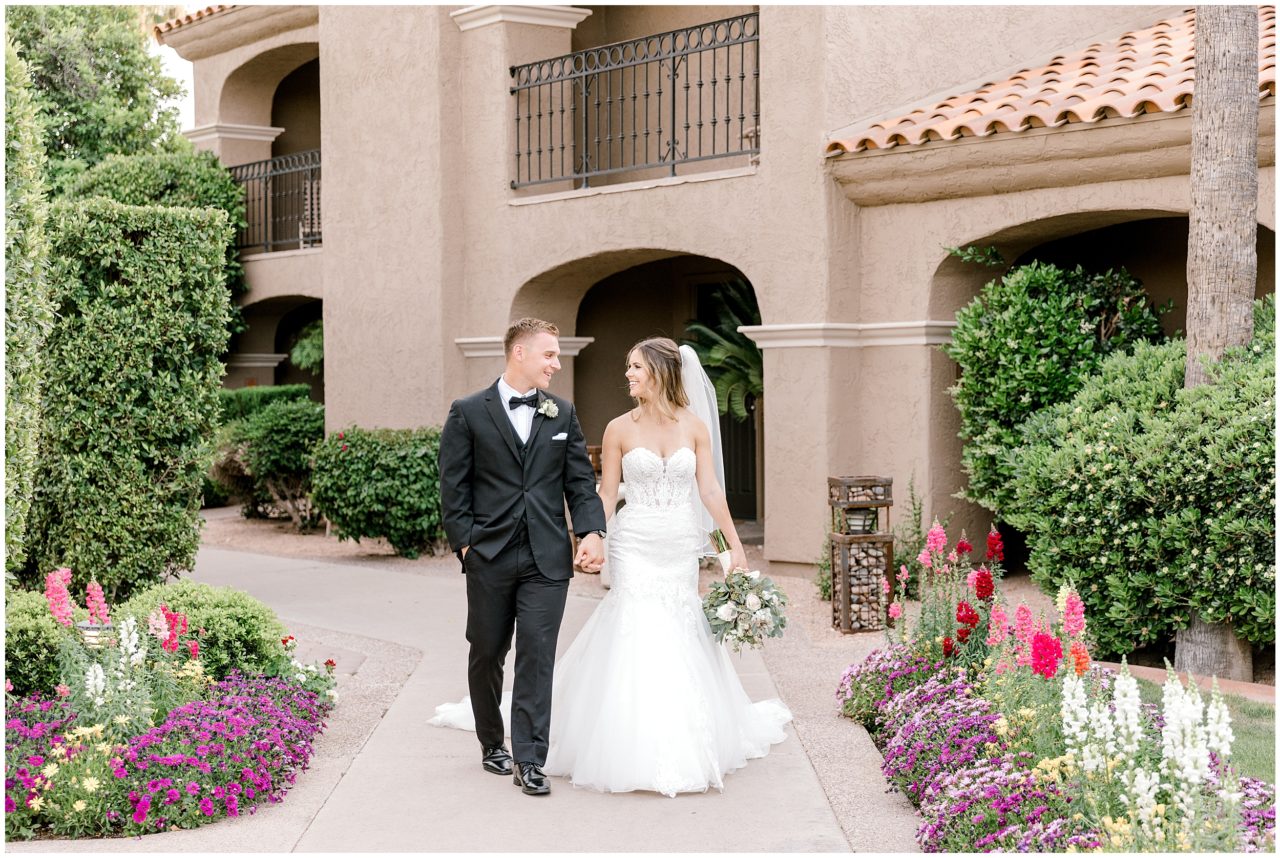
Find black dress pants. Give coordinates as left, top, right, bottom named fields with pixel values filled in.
left=464, top=520, right=570, bottom=766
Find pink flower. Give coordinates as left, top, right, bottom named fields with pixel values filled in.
left=44, top=568, right=75, bottom=627
left=147, top=608, right=169, bottom=640
left=199, top=797, right=215, bottom=816
left=5, top=679, right=13, bottom=693
left=1062, top=589, right=1087, bottom=638
left=986, top=603, right=1009, bottom=646
left=881, top=576, right=890, bottom=595
left=916, top=549, right=932, bottom=569
left=925, top=520, right=947, bottom=554
left=896, top=564, right=909, bottom=585
left=1031, top=632, right=1064, bottom=679
left=55, top=684, right=70, bottom=698
left=888, top=602, right=903, bottom=620
left=994, top=660, right=1012, bottom=675
left=966, top=568, right=980, bottom=589
left=85, top=579, right=110, bottom=626
left=947, top=549, right=959, bottom=564
left=1013, top=602, right=1035, bottom=644
left=188, top=639, right=200, bottom=659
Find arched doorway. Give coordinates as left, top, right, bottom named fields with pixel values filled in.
left=574, top=256, right=762, bottom=520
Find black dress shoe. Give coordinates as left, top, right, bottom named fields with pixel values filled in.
left=481, top=745, right=513, bottom=776
left=513, top=761, right=550, bottom=795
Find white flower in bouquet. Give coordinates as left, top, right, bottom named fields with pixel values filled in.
left=716, top=602, right=738, bottom=622
left=745, top=593, right=761, bottom=611
left=753, top=608, right=774, bottom=627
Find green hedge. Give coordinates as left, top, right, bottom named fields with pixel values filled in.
left=67, top=150, right=248, bottom=335
left=1009, top=296, right=1275, bottom=656
left=117, top=580, right=289, bottom=681
left=4, top=42, right=54, bottom=575
left=5, top=589, right=75, bottom=695
left=22, top=199, right=231, bottom=601
left=240, top=400, right=325, bottom=528
left=216, top=384, right=311, bottom=422
left=943, top=261, right=1165, bottom=516
left=311, top=426, right=447, bottom=558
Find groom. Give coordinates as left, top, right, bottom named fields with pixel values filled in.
left=438, top=317, right=606, bottom=796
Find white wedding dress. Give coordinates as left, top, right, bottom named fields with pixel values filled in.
left=429, top=446, right=792, bottom=797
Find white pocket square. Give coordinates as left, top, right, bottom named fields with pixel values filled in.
left=551, top=432, right=568, bottom=441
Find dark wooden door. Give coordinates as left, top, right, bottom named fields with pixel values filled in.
left=720, top=393, right=757, bottom=520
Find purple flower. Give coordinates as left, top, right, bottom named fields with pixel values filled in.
left=199, top=797, right=215, bottom=817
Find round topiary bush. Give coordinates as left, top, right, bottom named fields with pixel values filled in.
left=943, top=260, right=1165, bottom=516
left=311, top=426, right=446, bottom=558
left=116, top=580, right=289, bottom=681
left=239, top=399, right=324, bottom=529
left=1008, top=296, right=1275, bottom=658
left=5, top=588, right=75, bottom=695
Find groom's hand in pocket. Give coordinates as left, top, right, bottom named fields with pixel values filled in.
left=574, top=533, right=605, bottom=572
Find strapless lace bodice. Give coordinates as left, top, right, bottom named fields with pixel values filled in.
left=621, top=446, right=696, bottom=510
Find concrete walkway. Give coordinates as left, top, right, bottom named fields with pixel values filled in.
left=11, top=545, right=919, bottom=853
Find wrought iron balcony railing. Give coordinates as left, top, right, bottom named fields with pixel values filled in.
left=509, top=13, right=759, bottom=189
left=228, top=149, right=322, bottom=253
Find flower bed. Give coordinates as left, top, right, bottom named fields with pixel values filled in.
left=4, top=572, right=336, bottom=840
left=837, top=523, right=1277, bottom=853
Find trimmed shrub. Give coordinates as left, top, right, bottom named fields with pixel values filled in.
left=216, top=384, right=311, bottom=422
left=1008, top=296, right=1275, bottom=657
left=23, top=199, right=231, bottom=601
left=116, top=580, right=289, bottom=682
left=311, top=426, right=447, bottom=558
left=5, top=588, right=75, bottom=695
left=5, top=42, right=54, bottom=575
left=240, top=399, right=325, bottom=529
left=66, top=151, right=247, bottom=313
left=943, top=261, right=1165, bottom=516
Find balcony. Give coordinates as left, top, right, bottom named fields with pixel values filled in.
left=229, top=149, right=322, bottom=254
left=509, top=13, right=759, bottom=190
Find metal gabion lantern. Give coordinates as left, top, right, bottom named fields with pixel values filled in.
left=828, top=476, right=893, bottom=633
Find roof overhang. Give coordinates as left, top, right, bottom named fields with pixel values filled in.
left=156, top=5, right=318, bottom=61
left=827, top=99, right=1276, bottom=207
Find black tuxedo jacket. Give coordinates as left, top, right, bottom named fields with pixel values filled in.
left=438, top=382, right=606, bottom=580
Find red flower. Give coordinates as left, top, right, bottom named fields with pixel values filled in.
left=956, top=601, right=980, bottom=628
left=956, top=535, right=973, bottom=555
left=324, top=658, right=336, bottom=669
left=986, top=528, right=1004, bottom=562
left=1031, top=632, right=1064, bottom=679
left=1069, top=640, right=1090, bottom=676
left=337, top=432, right=344, bottom=440
left=188, top=639, right=200, bottom=660
left=282, top=635, right=295, bottom=647
left=972, top=568, right=995, bottom=601
left=341, top=444, right=348, bottom=452
left=942, top=637, right=955, bottom=657
left=956, top=627, right=972, bottom=643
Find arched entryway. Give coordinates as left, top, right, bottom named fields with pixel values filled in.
left=574, top=256, right=762, bottom=520
left=227, top=296, right=324, bottom=402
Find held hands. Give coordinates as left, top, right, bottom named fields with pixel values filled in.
left=728, top=547, right=748, bottom=576
left=574, top=532, right=606, bottom=573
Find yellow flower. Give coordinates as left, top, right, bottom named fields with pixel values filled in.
left=28, top=796, right=44, bottom=812
left=82, top=777, right=100, bottom=793
left=73, top=799, right=87, bottom=813
left=1017, top=706, right=1035, bottom=719
left=994, top=716, right=1009, bottom=736
left=113, top=714, right=130, bottom=726
left=52, top=745, right=68, bottom=759
left=42, top=763, right=59, bottom=778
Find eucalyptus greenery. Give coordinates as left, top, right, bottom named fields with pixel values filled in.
left=684, top=279, right=763, bottom=421
left=1008, top=295, right=1275, bottom=657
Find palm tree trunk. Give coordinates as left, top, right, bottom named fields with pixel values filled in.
left=1175, top=5, right=1260, bottom=681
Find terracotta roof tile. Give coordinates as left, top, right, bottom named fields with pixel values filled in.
left=827, top=7, right=1276, bottom=156
left=154, top=5, right=233, bottom=38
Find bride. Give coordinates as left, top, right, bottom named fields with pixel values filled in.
left=432, top=337, right=792, bottom=797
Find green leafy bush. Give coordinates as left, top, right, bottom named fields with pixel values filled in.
left=943, top=261, right=1165, bottom=516
left=1008, top=296, right=1275, bottom=657
left=217, top=384, right=312, bottom=422
left=67, top=150, right=248, bottom=334
left=5, top=588, right=75, bottom=695
left=22, top=199, right=231, bottom=601
left=116, top=580, right=289, bottom=681
left=311, top=426, right=447, bottom=558
left=240, top=400, right=325, bottom=529
left=4, top=43, right=54, bottom=575
left=289, top=320, right=324, bottom=372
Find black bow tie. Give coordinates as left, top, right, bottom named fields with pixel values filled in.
left=508, top=393, right=538, bottom=410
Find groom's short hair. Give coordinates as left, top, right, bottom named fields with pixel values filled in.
left=504, top=318, right=560, bottom=357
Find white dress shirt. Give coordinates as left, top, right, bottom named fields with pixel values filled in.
left=496, top=375, right=536, bottom=443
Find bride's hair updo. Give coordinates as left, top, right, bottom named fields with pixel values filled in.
left=629, top=337, right=689, bottom=420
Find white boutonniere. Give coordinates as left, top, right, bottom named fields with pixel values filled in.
left=537, top=398, right=559, bottom=419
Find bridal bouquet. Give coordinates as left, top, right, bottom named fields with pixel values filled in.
left=703, top=568, right=789, bottom=653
